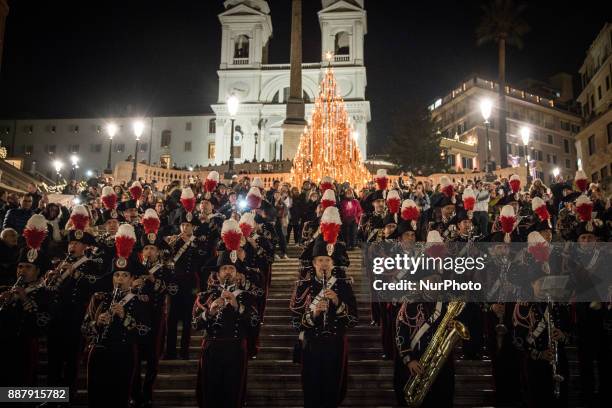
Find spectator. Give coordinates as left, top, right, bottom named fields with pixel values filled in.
left=340, top=188, right=362, bottom=250
left=26, top=183, right=43, bottom=209
left=273, top=191, right=289, bottom=260
left=62, top=179, right=79, bottom=195
left=0, top=227, right=18, bottom=286
left=473, top=180, right=491, bottom=235
left=2, top=194, right=35, bottom=234
left=287, top=187, right=305, bottom=245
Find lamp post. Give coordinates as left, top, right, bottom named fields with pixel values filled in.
left=131, top=120, right=145, bottom=182
left=226, top=95, right=239, bottom=177
left=70, top=154, right=79, bottom=181
left=520, top=126, right=531, bottom=182
left=105, top=123, right=117, bottom=174
left=53, top=160, right=63, bottom=184
left=253, top=132, right=258, bottom=162
left=480, top=99, right=493, bottom=174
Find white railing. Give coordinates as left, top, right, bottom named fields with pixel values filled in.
left=233, top=58, right=249, bottom=65
left=334, top=54, right=350, bottom=62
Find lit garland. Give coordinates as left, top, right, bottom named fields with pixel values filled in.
left=291, top=64, right=371, bottom=189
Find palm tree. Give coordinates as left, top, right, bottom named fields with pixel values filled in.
left=477, top=0, right=529, bottom=168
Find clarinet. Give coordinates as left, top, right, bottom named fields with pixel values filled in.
left=546, top=297, right=564, bottom=398
left=322, top=271, right=328, bottom=329
left=0, top=276, right=24, bottom=312
left=98, top=286, right=121, bottom=346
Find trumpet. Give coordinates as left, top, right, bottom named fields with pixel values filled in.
left=0, top=276, right=24, bottom=312
left=546, top=298, right=564, bottom=399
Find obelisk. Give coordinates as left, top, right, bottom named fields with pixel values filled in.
left=281, top=0, right=307, bottom=160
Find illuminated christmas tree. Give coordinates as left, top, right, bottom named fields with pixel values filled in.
left=291, top=57, right=371, bottom=188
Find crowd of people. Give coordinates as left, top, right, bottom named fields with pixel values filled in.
left=0, top=167, right=610, bottom=408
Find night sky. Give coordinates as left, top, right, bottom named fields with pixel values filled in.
left=0, top=0, right=607, bottom=154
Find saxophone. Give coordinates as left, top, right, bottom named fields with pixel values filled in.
left=404, top=301, right=470, bottom=407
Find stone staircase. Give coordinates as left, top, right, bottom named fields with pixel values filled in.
left=41, top=245, right=587, bottom=407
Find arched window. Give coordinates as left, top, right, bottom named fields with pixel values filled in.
left=209, top=119, right=216, bottom=134
left=234, top=35, right=250, bottom=58
left=334, top=32, right=350, bottom=56
left=161, top=130, right=172, bottom=148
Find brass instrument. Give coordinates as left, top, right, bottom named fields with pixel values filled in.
left=545, top=298, right=564, bottom=399
left=0, top=276, right=24, bottom=312
left=404, top=302, right=470, bottom=407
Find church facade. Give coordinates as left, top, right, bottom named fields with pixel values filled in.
left=211, top=0, right=370, bottom=163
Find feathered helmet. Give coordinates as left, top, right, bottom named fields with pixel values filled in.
left=527, top=231, right=550, bottom=264
left=141, top=208, right=161, bottom=246
left=101, top=186, right=118, bottom=213
left=246, top=186, right=262, bottom=209
left=67, top=205, right=96, bottom=244
left=575, top=194, right=593, bottom=222
left=386, top=189, right=401, bottom=213
left=114, top=224, right=137, bottom=270
left=574, top=170, right=588, bottom=193
left=531, top=197, right=550, bottom=223
left=21, top=214, right=48, bottom=266
left=440, top=176, right=454, bottom=199
left=374, top=169, right=388, bottom=191
left=180, top=187, right=196, bottom=222
left=462, top=187, right=476, bottom=214
left=509, top=174, right=521, bottom=195
left=401, top=199, right=420, bottom=231
left=239, top=212, right=256, bottom=238
left=320, top=206, right=342, bottom=256
left=221, top=219, right=243, bottom=263
left=129, top=181, right=143, bottom=201
left=499, top=204, right=516, bottom=243
left=321, top=189, right=337, bottom=209
left=205, top=171, right=220, bottom=193
left=319, top=176, right=334, bottom=193
left=425, top=230, right=446, bottom=259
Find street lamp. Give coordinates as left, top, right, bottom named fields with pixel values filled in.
left=70, top=154, right=79, bottom=180
left=53, top=160, right=63, bottom=184
left=227, top=95, right=239, bottom=177
left=520, top=126, right=531, bottom=182
left=106, top=123, right=117, bottom=174
left=131, top=120, right=145, bottom=182
left=552, top=167, right=560, bottom=178
left=253, top=132, right=258, bottom=162
left=480, top=99, right=493, bottom=174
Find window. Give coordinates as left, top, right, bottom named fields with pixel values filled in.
left=90, top=144, right=102, bottom=153
left=590, top=94, right=595, bottom=109
left=234, top=35, right=249, bottom=59
left=334, top=31, right=350, bottom=56
left=552, top=154, right=557, bottom=164
left=50, top=125, right=56, bottom=133
left=185, top=122, right=192, bottom=131
left=546, top=154, right=551, bottom=163
left=447, top=154, right=456, bottom=167
left=518, top=146, right=525, bottom=156
left=208, top=119, right=216, bottom=134
left=23, top=145, right=34, bottom=156
left=565, top=159, right=571, bottom=169
left=46, top=145, right=56, bottom=155
left=560, top=121, right=570, bottom=131
left=571, top=124, right=580, bottom=133
left=184, top=141, right=192, bottom=152
left=24, top=125, right=33, bottom=133
left=564, top=139, right=570, bottom=153
left=507, top=143, right=513, bottom=155
left=588, top=135, right=596, bottom=155
left=547, top=134, right=554, bottom=144
left=115, top=143, right=125, bottom=153
left=161, top=130, right=172, bottom=148
left=139, top=143, right=148, bottom=153
left=208, top=142, right=215, bottom=159
left=68, top=144, right=80, bottom=153
left=461, top=157, right=473, bottom=169
left=598, top=86, right=602, bottom=100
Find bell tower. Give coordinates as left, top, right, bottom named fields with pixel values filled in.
left=218, top=0, right=272, bottom=69
left=318, top=0, right=367, bottom=65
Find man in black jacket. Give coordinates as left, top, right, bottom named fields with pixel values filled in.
left=3, top=194, right=35, bottom=234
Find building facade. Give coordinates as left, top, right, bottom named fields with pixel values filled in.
left=211, top=0, right=370, bottom=163
left=575, top=22, right=612, bottom=183
left=429, top=76, right=582, bottom=184
left=0, top=0, right=371, bottom=179
left=0, top=115, right=215, bottom=180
